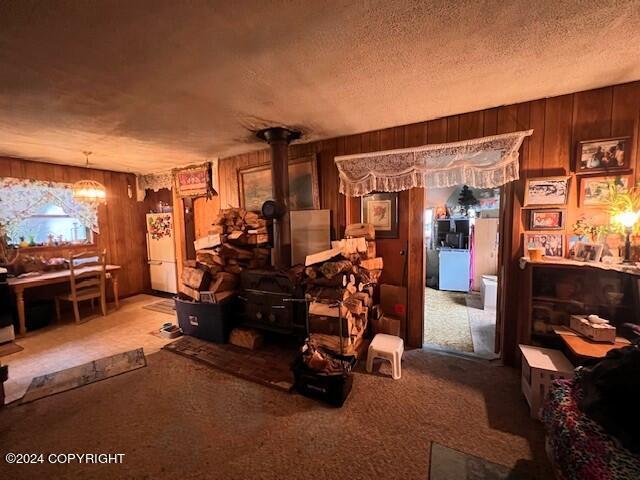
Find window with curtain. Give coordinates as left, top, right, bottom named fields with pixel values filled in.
left=0, top=177, right=99, bottom=248
left=8, top=203, right=92, bottom=246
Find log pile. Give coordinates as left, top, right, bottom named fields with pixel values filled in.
left=303, top=224, right=382, bottom=358
left=179, top=207, right=271, bottom=302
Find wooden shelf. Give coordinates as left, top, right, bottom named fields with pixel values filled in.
left=520, top=257, right=640, bottom=276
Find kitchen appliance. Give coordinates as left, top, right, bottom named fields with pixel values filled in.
left=146, top=213, right=177, bottom=294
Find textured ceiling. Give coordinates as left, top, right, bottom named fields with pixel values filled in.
left=1, top=0, right=639, bottom=174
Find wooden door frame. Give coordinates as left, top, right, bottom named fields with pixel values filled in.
left=407, top=186, right=507, bottom=360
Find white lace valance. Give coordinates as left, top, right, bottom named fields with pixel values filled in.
left=335, top=130, right=533, bottom=196
left=0, top=177, right=100, bottom=234
left=137, top=172, right=173, bottom=193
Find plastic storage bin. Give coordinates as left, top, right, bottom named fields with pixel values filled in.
left=175, top=296, right=240, bottom=343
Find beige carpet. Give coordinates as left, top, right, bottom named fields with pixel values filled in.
left=0, top=348, right=550, bottom=479
left=424, top=288, right=474, bottom=352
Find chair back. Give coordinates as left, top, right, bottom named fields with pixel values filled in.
left=68, top=249, right=106, bottom=298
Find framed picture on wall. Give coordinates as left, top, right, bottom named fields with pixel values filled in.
left=575, top=137, right=631, bottom=175
left=238, top=155, right=320, bottom=212
left=529, top=209, right=565, bottom=230
left=523, top=176, right=570, bottom=207
left=361, top=192, right=399, bottom=239
left=524, top=232, right=565, bottom=258
left=579, top=174, right=632, bottom=207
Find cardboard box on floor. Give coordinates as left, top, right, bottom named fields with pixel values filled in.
left=371, top=284, right=407, bottom=337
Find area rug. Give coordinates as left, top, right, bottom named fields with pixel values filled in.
left=424, top=288, right=474, bottom=352
left=163, top=335, right=296, bottom=392
left=21, top=348, right=147, bottom=404
left=430, top=442, right=534, bottom=479
left=0, top=341, right=23, bottom=357
left=142, top=299, right=176, bottom=316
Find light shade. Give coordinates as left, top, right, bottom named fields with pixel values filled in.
left=613, top=210, right=640, bottom=228
left=72, top=179, right=107, bottom=204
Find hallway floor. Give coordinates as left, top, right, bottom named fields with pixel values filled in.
left=424, top=288, right=497, bottom=358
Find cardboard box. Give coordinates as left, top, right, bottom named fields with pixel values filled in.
left=372, top=314, right=401, bottom=336
left=569, top=315, right=616, bottom=343
left=380, top=284, right=407, bottom=321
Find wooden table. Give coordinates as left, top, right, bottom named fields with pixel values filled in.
left=554, top=326, right=631, bottom=359
left=7, top=265, right=121, bottom=336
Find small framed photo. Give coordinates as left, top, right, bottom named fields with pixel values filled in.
left=524, top=176, right=570, bottom=207
left=361, top=192, right=399, bottom=239
left=580, top=174, right=632, bottom=207
left=530, top=209, right=565, bottom=230
left=524, top=232, right=565, bottom=258
left=573, top=242, right=604, bottom=263
left=576, top=137, right=631, bottom=175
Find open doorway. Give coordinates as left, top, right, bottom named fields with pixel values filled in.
left=423, top=185, right=500, bottom=359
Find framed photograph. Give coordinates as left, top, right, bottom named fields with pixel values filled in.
left=524, top=232, right=564, bottom=258
left=580, top=174, right=632, bottom=207
left=361, top=192, right=399, bottom=239
left=524, top=176, right=570, bottom=207
left=238, top=155, right=320, bottom=212
left=573, top=242, right=604, bottom=263
left=530, top=209, right=565, bottom=230
left=576, top=137, right=631, bottom=175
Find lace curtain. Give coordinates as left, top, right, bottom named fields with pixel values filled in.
left=0, top=177, right=100, bottom=234
left=335, top=130, right=533, bottom=196
left=136, top=159, right=219, bottom=201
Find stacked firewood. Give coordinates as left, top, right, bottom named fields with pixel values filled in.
left=179, top=208, right=271, bottom=302
left=303, top=223, right=382, bottom=359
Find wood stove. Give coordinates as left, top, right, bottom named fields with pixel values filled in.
left=239, top=126, right=305, bottom=335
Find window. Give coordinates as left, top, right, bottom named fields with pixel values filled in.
left=8, top=202, right=93, bottom=246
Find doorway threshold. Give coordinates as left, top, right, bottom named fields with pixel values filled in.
left=422, top=343, right=501, bottom=364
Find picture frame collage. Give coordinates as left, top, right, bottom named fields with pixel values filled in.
left=522, top=136, right=634, bottom=262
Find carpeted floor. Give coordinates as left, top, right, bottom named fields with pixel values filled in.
left=0, top=348, right=551, bottom=479
left=424, top=287, right=474, bottom=352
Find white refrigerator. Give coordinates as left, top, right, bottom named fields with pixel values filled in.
left=146, top=213, right=177, bottom=294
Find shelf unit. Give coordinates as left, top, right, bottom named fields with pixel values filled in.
left=519, top=258, right=640, bottom=351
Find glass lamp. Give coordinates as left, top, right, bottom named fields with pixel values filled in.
left=613, top=210, right=640, bottom=263
left=72, top=151, right=107, bottom=205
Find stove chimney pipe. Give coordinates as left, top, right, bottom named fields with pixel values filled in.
left=256, top=127, right=301, bottom=270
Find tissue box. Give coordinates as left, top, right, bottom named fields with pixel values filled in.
left=569, top=315, right=616, bottom=343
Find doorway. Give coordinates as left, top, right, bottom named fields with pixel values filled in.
left=423, top=185, right=500, bottom=359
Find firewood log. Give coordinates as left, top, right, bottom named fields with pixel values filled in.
left=359, top=257, right=383, bottom=271
left=307, top=276, right=344, bottom=288
left=224, top=264, right=243, bottom=274
left=181, top=267, right=210, bottom=290
left=306, top=287, right=351, bottom=302
left=309, top=301, right=348, bottom=318
left=366, top=241, right=376, bottom=259
left=196, top=249, right=225, bottom=266
left=305, top=247, right=342, bottom=266
left=345, top=223, right=375, bottom=240
left=219, top=244, right=253, bottom=260
left=208, top=272, right=238, bottom=293
left=227, top=231, right=245, bottom=242
left=304, top=266, right=318, bottom=279
left=229, top=328, right=263, bottom=350
left=319, top=260, right=353, bottom=279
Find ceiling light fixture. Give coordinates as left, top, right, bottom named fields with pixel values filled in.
left=72, top=151, right=107, bottom=204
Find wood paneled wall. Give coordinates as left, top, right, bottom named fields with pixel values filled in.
left=0, top=157, right=150, bottom=297
left=193, top=81, right=640, bottom=361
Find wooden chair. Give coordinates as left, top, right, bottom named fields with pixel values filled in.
left=55, top=250, right=107, bottom=323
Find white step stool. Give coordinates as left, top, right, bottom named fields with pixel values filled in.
left=366, top=333, right=404, bottom=380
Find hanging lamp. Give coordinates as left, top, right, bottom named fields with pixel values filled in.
left=72, top=151, right=107, bottom=204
